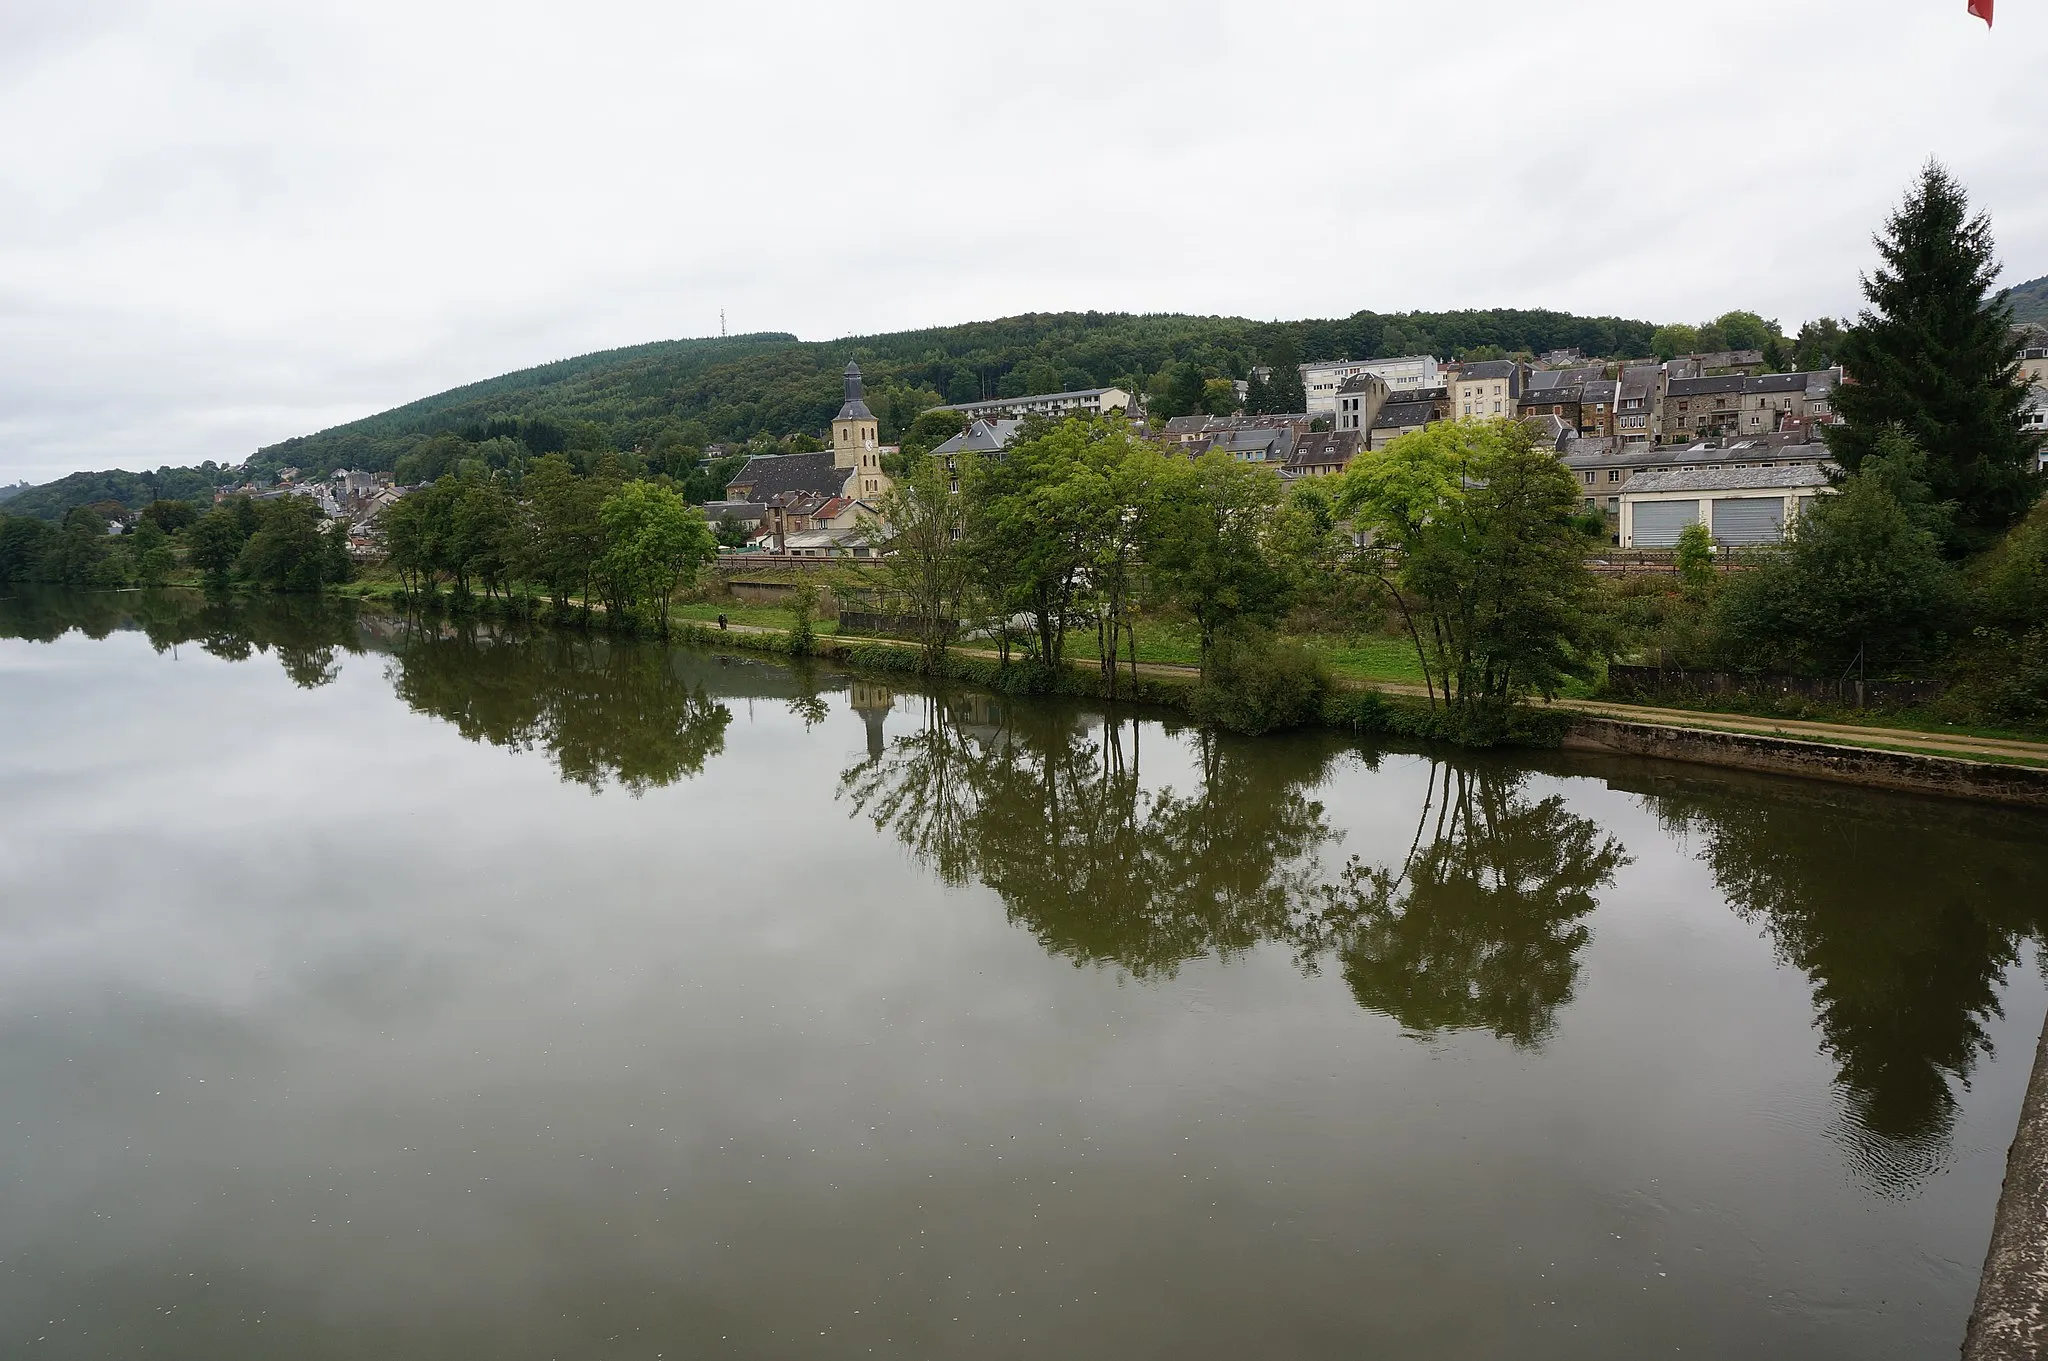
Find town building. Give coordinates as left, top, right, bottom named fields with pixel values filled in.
left=723, top=451, right=846, bottom=503
left=1157, top=413, right=1310, bottom=447
left=930, top=418, right=1022, bottom=459
left=1451, top=359, right=1523, bottom=421
left=1617, top=464, right=1834, bottom=548
left=1181, top=426, right=1297, bottom=464
left=725, top=362, right=897, bottom=504
left=1333, top=372, right=1390, bottom=438
left=1564, top=431, right=1831, bottom=514
left=1661, top=375, right=1747, bottom=440
left=2023, top=384, right=2048, bottom=466
left=1299, top=355, right=1440, bottom=414
left=701, top=500, right=766, bottom=534
left=1658, top=368, right=1841, bottom=442
left=1525, top=365, right=1607, bottom=390
left=932, top=386, right=1133, bottom=421
left=1283, top=430, right=1363, bottom=478
left=1668, top=349, right=1767, bottom=377
left=831, top=362, right=893, bottom=501
left=759, top=489, right=880, bottom=555
left=1518, top=384, right=1587, bottom=434
left=1578, top=378, right=1618, bottom=437
left=1368, top=394, right=1446, bottom=450
left=1616, top=365, right=1661, bottom=444
left=2018, top=346, right=2047, bottom=388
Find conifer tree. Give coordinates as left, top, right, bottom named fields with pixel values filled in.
left=1244, top=367, right=1271, bottom=415
left=1264, top=335, right=1307, bottom=414
left=1828, top=161, right=2041, bottom=553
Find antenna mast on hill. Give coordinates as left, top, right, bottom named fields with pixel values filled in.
left=720, top=309, right=727, bottom=338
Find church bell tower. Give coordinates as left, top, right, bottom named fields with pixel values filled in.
left=832, top=362, right=879, bottom=472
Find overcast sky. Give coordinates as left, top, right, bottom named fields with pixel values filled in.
left=1, top=0, right=2041, bottom=484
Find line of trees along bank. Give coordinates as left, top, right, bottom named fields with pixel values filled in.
left=0, top=495, right=351, bottom=593
left=865, top=410, right=1603, bottom=739
left=377, top=454, right=717, bottom=633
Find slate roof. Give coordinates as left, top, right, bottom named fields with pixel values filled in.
left=725, top=452, right=845, bottom=500
left=1286, top=430, right=1363, bottom=470
left=933, top=387, right=1128, bottom=414
left=1527, top=366, right=1605, bottom=390
left=1580, top=380, right=1619, bottom=402
left=1667, top=375, right=1746, bottom=398
left=1522, top=414, right=1575, bottom=449
left=1373, top=401, right=1436, bottom=428
left=931, top=419, right=1022, bottom=457
left=1456, top=360, right=1520, bottom=381
left=1620, top=465, right=1835, bottom=495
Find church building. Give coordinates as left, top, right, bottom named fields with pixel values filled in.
left=833, top=361, right=892, bottom=501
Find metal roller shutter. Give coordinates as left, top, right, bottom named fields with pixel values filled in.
left=1631, top=499, right=1698, bottom=547
left=1712, top=496, right=1785, bottom=545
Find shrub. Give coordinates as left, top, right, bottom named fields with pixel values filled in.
left=1186, top=628, right=1330, bottom=735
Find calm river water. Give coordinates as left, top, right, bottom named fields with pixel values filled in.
left=3, top=590, right=2047, bottom=1359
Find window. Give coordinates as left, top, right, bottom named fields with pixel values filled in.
left=1607, top=469, right=1621, bottom=483
left=1584, top=471, right=1596, bottom=485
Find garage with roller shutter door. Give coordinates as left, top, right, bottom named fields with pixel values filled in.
left=1712, top=496, right=1785, bottom=544
left=1629, top=499, right=1699, bottom=547
left=1618, top=464, right=1834, bottom=549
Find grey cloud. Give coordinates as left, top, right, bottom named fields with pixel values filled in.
left=0, top=0, right=2042, bottom=481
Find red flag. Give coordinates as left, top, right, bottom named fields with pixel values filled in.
left=1968, top=0, right=1992, bottom=26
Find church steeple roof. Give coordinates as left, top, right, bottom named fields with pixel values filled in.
left=836, top=360, right=874, bottom=422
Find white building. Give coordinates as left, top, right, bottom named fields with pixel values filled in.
left=1618, top=464, right=1833, bottom=548
left=1299, top=356, right=1440, bottom=415
left=933, top=387, right=1133, bottom=421
left=2021, top=384, right=2048, bottom=470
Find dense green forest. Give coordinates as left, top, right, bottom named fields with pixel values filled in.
left=1, top=464, right=240, bottom=521
left=2005, top=272, right=2048, bottom=326
left=233, top=307, right=1670, bottom=484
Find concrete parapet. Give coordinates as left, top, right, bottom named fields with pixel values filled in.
left=1561, top=717, right=2048, bottom=809
left=1964, top=1009, right=2048, bottom=1360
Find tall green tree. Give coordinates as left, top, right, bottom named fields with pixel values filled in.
left=238, top=499, right=338, bottom=592
left=186, top=506, right=247, bottom=583
left=1144, top=452, right=1295, bottom=668
left=860, top=453, right=973, bottom=673
left=1828, top=161, right=2042, bottom=551
left=1263, top=336, right=1306, bottom=414
left=0, top=516, right=55, bottom=584
left=1338, top=418, right=1598, bottom=726
left=524, top=454, right=609, bottom=615
left=1792, top=317, right=1845, bottom=371
left=1712, top=438, right=1960, bottom=676
left=963, top=416, right=1125, bottom=671
left=595, top=480, right=717, bottom=633
left=1651, top=323, right=1701, bottom=361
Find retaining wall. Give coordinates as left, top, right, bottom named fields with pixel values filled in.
left=1562, top=717, right=2048, bottom=809
left=1606, top=664, right=1946, bottom=710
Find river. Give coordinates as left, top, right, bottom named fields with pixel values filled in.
left=3, top=589, right=2045, bottom=1359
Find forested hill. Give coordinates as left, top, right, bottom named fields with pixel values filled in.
left=5, top=307, right=1673, bottom=518
left=2006, top=273, right=2048, bottom=326
left=245, top=308, right=1663, bottom=483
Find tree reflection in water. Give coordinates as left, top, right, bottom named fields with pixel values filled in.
left=840, top=693, right=1625, bottom=1034
left=10, top=589, right=2041, bottom=1194
left=1300, top=761, right=1627, bottom=1048
left=0, top=586, right=365, bottom=688
left=1646, top=786, right=2048, bottom=1195
left=383, top=620, right=731, bottom=796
